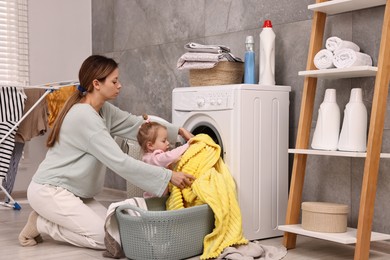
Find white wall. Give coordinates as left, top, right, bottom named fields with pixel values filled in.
left=13, top=0, right=92, bottom=192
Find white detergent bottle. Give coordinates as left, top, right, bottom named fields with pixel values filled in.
left=259, top=20, right=275, bottom=85
left=311, top=89, right=340, bottom=150
left=338, top=88, right=368, bottom=152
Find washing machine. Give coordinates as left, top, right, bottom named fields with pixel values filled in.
left=172, top=84, right=290, bottom=240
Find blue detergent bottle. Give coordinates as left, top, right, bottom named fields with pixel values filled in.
left=244, top=35, right=255, bottom=84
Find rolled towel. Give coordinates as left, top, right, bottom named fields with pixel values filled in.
left=326, top=36, right=360, bottom=52
left=333, top=48, right=372, bottom=69
left=314, top=49, right=335, bottom=69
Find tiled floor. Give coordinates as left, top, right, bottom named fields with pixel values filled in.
left=1, top=189, right=390, bottom=260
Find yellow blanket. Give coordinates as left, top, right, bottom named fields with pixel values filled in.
left=166, top=134, right=248, bottom=259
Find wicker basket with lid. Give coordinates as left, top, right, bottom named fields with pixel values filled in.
left=301, top=202, right=349, bottom=233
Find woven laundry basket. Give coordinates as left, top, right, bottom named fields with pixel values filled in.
left=301, top=202, right=349, bottom=233
left=116, top=197, right=215, bottom=260
left=189, top=61, right=244, bottom=86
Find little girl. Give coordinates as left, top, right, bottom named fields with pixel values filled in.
left=137, top=119, right=190, bottom=198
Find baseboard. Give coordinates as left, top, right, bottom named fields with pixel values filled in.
left=0, top=190, right=27, bottom=200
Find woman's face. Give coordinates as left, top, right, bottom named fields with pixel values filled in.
left=99, top=68, right=121, bottom=100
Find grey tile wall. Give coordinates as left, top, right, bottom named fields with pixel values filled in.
left=92, top=0, right=389, bottom=234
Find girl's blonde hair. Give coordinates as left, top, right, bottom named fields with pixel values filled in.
left=46, top=55, right=118, bottom=147
left=137, top=121, right=167, bottom=153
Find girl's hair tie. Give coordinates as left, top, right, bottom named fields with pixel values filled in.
left=139, top=114, right=150, bottom=129
left=142, top=114, right=150, bottom=123
left=77, top=85, right=87, bottom=95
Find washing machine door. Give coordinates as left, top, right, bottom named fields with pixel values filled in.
left=181, top=113, right=224, bottom=158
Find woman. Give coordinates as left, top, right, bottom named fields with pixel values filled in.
left=18, top=55, right=194, bottom=249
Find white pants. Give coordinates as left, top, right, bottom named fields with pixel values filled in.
left=27, top=181, right=107, bottom=249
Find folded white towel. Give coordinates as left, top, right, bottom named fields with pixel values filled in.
left=178, top=61, right=220, bottom=70
left=179, top=52, right=222, bottom=62
left=184, top=42, right=231, bottom=53
left=326, top=36, right=360, bottom=52
left=183, top=42, right=242, bottom=62
left=314, top=49, right=335, bottom=69
left=177, top=52, right=224, bottom=70
left=333, top=48, right=372, bottom=68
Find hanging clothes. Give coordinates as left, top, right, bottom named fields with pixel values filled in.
left=46, top=85, right=76, bottom=128
left=1, top=88, right=50, bottom=196
left=2, top=142, right=24, bottom=197
left=0, top=86, right=26, bottom=179
left=15, top=88, right=49, bottom=143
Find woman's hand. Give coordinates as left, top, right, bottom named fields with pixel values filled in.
left=178, top=127, right=194, bottom=141
left=170, top=171, right=195, bottom=189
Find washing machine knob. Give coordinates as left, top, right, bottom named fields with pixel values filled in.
left=217, top=98, right=223, bottom=105
left=210, top=99, right=216, bottom=105
left=196, top=98, right=205, bottom=107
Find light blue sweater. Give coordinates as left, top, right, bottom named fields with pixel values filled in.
left=33, top=102, right=178, bottom=198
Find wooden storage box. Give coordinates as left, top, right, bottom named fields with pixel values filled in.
left=189, top=61, right=244, bottom=86
left=301, top=202, right=349, bottom=233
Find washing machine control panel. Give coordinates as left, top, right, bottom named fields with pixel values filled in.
left=173, top=90, right=234, bottom=111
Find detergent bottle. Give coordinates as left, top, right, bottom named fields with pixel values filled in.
left=259, top=20, right=275, bottom=85
left=311, top=89, right=340, bottom=150
left=338, top=88, right=367, bottom=152
left=244, top=36, right=256, bottom=84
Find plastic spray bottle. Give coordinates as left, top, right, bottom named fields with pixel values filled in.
left=259, top=20, right=275, bottom=85
left=244, top=36, right=255, bottom=84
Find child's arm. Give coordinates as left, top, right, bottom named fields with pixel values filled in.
left=149, top=143, right=189, bottom=168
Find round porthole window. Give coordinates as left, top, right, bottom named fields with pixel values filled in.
left=191, top=122, right=224, bottom=158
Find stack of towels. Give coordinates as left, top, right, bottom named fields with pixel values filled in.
left=313, top=36, right=372, bottom=69
left=177, top=42, right=242, bottom=70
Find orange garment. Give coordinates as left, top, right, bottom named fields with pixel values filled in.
left=45, top=85, right=77, bottom=128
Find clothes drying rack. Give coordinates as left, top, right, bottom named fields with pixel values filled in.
left=0, top=80, right=79, bottom=210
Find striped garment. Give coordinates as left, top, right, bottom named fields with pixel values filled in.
left=0, top=86, right=26, bottom=179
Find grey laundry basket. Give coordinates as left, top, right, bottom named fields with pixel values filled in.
left=116, top=197, right=214, bottom=260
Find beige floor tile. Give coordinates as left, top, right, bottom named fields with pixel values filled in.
left=1, top=189, right=389, bottom=260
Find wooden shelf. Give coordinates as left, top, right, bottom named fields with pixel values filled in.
left=298, top=66, right=378, bottom=79
left=285, top=0, right=390, bottom=259
left=288, top=149, right=390, bottom=158
left=279, top=224, right=390, bottom=244
left=308, top=0, right=386, bottom=15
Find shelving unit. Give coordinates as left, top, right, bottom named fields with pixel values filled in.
left=308, top=0, right=386, bottom=14
left=298, top=66, right=377, bottom=79
left=279, top=224, right=390, bottom=244
left=288, top=148, right=390, bottom=158
left=281, top=1, right=390, bottom=260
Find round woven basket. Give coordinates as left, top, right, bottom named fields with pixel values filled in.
left=189, top=61, right=244, bottom=86
left=301, top=202, right=349, bottom=233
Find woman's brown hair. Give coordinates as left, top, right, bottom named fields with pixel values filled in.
left=46, top=55, right=118, bottom=147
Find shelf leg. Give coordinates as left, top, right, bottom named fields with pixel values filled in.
left=283, top=154, right=307, bottom=248
left=283, top=77, right=317, bottom=249
left=354, top=3, right=390, bottom=260
left=282, top=1, right=326, bottom=249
